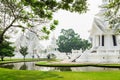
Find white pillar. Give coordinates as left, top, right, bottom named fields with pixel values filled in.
left=107, top=35, right=111, bottom=49
left=100, top=35, right=102, bottom=46
left=96, top=35, right=99, bottom=47
left=94, top=36, right=96, bottom=47
left=92, top=36, right=95, bottom=48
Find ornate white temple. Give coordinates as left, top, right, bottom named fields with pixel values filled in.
left=76, top=0, right=120, bottom=63
left=14, top=28, right=44, bottom=58
left=46, top=34, right=58, bottom=52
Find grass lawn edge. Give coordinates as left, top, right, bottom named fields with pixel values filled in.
left=35, top=61, right=120, bottom=68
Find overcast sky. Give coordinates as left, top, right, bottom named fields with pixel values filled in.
left=40, top=0, right=102, bottom=46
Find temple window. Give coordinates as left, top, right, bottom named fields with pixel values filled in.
left=98, top=35, right=100, bottom=46
left=112, top=35, right=117, bottom=46
left=103, top=57, right=105, bottom=59
left=102, top=35, right=104, bottom=46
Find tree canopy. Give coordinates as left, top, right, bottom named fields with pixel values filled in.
left=0, top=0, right=88, bottom=44
left=57, top=29, right=91, bottom=53
left=104, top=0, right=120, bottom=30
left=0, top=40, right=14, bottom=61
left=19, top=46, right=28, bottom=60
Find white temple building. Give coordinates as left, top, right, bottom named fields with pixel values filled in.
left=46, top=34, right=58, bottom=53
left=46, top=34, right=69, bottom=60
left=75, top=0, right=120, bottom=63
left=14, top=28, right=44, bottom=58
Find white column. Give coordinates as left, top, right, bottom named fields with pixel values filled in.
left=95, top=35, right=98, bottom=46
left=100, top=35, right=102, bottom=46
left=93, top=36, right=96, bottom=48
left=94, top=36, right=96, bottom=47
left=107, top=35, right=111, bottom=49
left=96, top=35, right=99, bottom=46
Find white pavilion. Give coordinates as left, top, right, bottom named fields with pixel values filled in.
left=76, top=0, right=120, bottom=63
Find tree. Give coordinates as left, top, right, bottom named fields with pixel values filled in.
left=81, top=39, right=91, bottom=52
left=0, top=40, right=14, bottom=61
left=57, top=29, right=91, bottom=53
left=103, top=0, right=120, bottom=30
left=0, top=0, right=88, bottom=44
left=19, top=46, right=28, bottom=60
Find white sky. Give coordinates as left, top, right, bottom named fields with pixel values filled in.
left=40, top=0, right=102, bottom=46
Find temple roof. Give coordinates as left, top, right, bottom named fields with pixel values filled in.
left=94, top=17, right=105, bottom=32
left=89, top=16, right=120, bottom=37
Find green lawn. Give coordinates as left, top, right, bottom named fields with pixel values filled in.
left=0, top=68, right=120, bottom=80
left=0, top=59, right=120, bottom=80
left=0, top=58, right=55, bottom=64
left=36, top=61, right=120, bottom=67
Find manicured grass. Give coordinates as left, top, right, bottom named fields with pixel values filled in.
left=0, top=68, right=120, bottom=80
left=98, top=64, right=120, bottom=67
left=0, top=60, right=120, bottom=80
left=0, top=58, right=55, bottom=64
left=36, top=61, right=90, bottom=67
left=36, top=61, right=120, bottom=68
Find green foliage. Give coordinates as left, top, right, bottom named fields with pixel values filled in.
left=53, top=20, right=59, bottom=25
left=0, top=0, right=88, bottom=43
left=0, top=41, right=14, bottom=61
left=57, top=29, right=91, bottom=53
left=81, top=39, right=92, bottom=52
left=41, top=19, right=58, bottom=39
left=104, top=0, right=120, bottom=29
left=19, top=46, right=28, bottom=60
left=50, top=20, right=58, bottom=30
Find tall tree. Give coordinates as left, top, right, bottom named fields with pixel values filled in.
left=57, top=29, right=91, bottom=53
left=19, top=46, right=28, bottom=60
left=0, top=40, right=14, bottom=61
left=0, top=0, right=88, bottom=44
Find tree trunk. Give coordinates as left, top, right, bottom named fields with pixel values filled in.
left=24, top=56, right=25, bottom=60
left=0, top=35, right=3, bottom=44
left=1, top=56, right=4, bottom=61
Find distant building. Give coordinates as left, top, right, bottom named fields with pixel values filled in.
left=46, top=34, right=58, bottom=53
left=14, top=28, right=44, bottom=58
